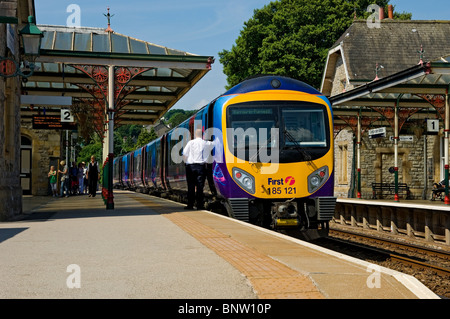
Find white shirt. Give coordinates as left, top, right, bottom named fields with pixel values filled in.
left=183, top=137, right=212, bottom=165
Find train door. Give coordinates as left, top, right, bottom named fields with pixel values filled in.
left=154, top=140, right=161, bottom=189
left=128, top=153, right=133, bottom=189
left=120, top=156, right=125, bottom=188
left=161, top=134, right=168, bottom=190
left=125, top=154, right=132, bottom=188
left=142, top=146, right=148, bottom=189
left=205, top=102, right=218, bottom=196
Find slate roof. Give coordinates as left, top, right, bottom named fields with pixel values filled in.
left=322, top=19, right=450, bottom=95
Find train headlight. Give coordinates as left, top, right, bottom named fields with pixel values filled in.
left=307, top=166, right=329, bottom=193
left=232, top=167, right=255, bottom=194
left=310, top=176, right=320, bottom=187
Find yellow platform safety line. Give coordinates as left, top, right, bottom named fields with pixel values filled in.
left=165, top=212, right=324, bottom=299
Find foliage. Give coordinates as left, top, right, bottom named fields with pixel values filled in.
left=77, top=137, right=103, bottom=166
left=115, top=124, right=143, bottom=155
left=135, top=127, right=158, bottom=148
left=163, top=109, right=197, bottom=128
left=219, top=0, right=411, bottom=90
left=77, top=124, right=164, bottom=163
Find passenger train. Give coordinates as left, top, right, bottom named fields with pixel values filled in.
left=113, top=75, right=336, bottom=238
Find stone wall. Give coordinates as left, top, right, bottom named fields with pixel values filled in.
left=330, top=55, right=355, bottom=96
left=21, top=123, right=62, bottom=196
left=334, top=125, right=441, bottom=200
left=0, top=20, right=23, bottom=220
left=334, top=129, right=354, bottom=198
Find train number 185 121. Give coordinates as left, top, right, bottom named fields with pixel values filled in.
left=268, top=187, right=296, bottom=195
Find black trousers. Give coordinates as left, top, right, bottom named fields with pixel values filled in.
left=88, top=176, right=98, bottom=197
left=186, top=164, right=206, bottom=208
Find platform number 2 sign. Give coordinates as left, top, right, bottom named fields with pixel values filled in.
left=61, top=109, right=74, bottom=123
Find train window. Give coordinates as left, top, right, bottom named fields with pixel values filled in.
left=135, top=153, right=141, bottom=177
left=282, top=109, right=326, bottom=147
left=227, top=101, right=330, bottom=163
left=228, top=107, right=276, bottom=149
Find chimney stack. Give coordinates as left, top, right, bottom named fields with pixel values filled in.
left=388, top=5, right=394, bottom=19
left=379, top=7, right=385, bottom=20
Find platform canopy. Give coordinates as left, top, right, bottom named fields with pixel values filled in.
left=329, top=57, right=450, bottom=203
left=20, top=25, right=214, bottom=138
left=330, top=59, right=450, bottom=128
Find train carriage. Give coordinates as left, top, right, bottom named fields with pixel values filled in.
left=131, top=148, right=145, bottom=192
left=115, top=76, right=336, bottom=238
left=113, top=155, right=123, bottom=189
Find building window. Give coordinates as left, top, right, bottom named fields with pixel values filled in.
left=337, top=144, right=348, bottom=185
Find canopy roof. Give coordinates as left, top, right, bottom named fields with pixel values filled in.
left=330, top=58, right=450, bottom=129
left=21, top=25, right=213, bottom=134
left=321, top=20, right=450, bottom=97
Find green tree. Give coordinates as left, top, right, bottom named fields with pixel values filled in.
left=115, top=124, right=143, bottom=154
left=169, top=112, right=190, bottom=128
left=163, top=109, right=197, bottom=128
left=219, top=0, right=410, bottom=90
left=134, top=127, right=158, bottom=148
left=78, top=138, right=102, bottom=166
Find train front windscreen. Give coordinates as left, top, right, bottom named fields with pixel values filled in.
left=226, top=101, right=330, bottom=163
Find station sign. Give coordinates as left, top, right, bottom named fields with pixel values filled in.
left=426, top=119, right=439, bottom=135
left=61, top=109, right=74, bottom=122
left=21, top=95, right=72, bottom=106
left=32, top=115, right=77, bottom=130
left=389, top=135, right=414, bottom=142
left=368, top=127, right=386, bottom=139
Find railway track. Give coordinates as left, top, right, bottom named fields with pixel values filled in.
left=328, top=231, right=450, bottom=277
left=319, top=227, right=450, bottom=298
left=329, top=228, right=450, bottom=261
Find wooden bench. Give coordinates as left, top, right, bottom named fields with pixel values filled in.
left=372, top=182, right=411, bottom=199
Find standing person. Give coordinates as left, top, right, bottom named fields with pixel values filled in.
left=82, top=162, right=88, bottom=194
left=70, top=162, right=78, bottom=195
left=182, top=128, right=213, bottom=210
left=58, top=160, right=69, bottom=197
left=87, top=155, right=99, bottom=197
left=48, top=165, right=58, bottom=197
left=77, top=162, right=84, bottom=195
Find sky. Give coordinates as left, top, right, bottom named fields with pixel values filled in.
left=34, top=0, right=450, bottom=112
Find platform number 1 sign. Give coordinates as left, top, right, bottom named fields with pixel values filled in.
left=426, top=119, right=439, bottom=135
left=61, top=109, right=74, bottom=123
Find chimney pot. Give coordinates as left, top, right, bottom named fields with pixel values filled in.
left=388, top=5, right=394, bottom=19
left=379, top=7, right=385, bottom=20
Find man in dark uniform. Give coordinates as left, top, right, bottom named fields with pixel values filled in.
left=87, top=155, right=99, bottom=197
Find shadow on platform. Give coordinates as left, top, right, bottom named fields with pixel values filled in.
left=17, top=191, right=176, bottom=223
left=0, top=228, right=28, bottom=243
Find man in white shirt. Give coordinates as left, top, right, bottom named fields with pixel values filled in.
left=183, top=129, right=212, bottom=210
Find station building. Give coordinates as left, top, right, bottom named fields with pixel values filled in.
left=321, top=18, right=450, bottom=200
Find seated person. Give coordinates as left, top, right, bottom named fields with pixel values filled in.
left=431, top=179, right=448, bottom=201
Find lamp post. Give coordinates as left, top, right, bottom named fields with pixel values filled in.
left=0, top=16, right=43, bottom=78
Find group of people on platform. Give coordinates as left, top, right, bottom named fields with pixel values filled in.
left=48, top=155, right=99, bottom=198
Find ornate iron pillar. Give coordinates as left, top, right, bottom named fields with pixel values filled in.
left=394, top=94, right=403, bottom=202
left=357, top=110, right=362, bottom=198
left=445, top=89, right=450, bottom=205
left=106, top=65, right=115, bottom=209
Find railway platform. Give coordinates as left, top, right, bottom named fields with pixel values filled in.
left=0, top=191, right=439, bottom=300
left=335, top=198, right=450, bottom=247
